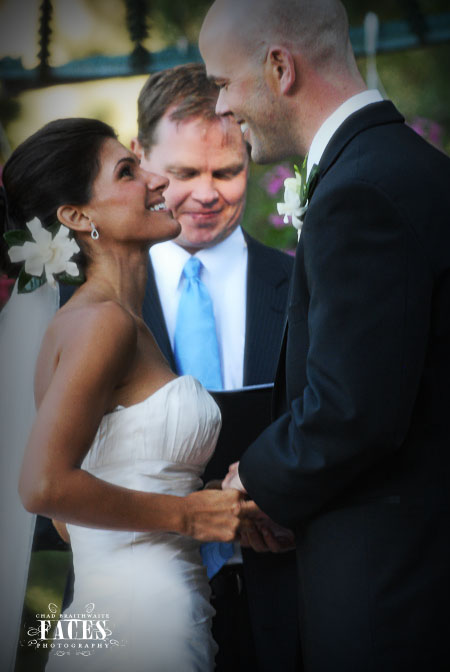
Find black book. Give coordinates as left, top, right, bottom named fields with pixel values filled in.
left=204, top=384, right=274, bottom=483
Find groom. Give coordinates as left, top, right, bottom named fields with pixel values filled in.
left=200, top=0, right=450, bottom=670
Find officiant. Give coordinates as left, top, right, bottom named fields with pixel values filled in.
left=130, top=63, right=301, bottom=672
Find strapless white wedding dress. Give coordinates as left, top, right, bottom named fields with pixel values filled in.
left=46, top=375, right=221, bottom=672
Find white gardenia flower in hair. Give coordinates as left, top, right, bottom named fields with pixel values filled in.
left=8, top=218, right=80, bottom=287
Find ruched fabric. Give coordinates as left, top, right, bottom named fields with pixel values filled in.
left=46, top=375, right=221, bottom=672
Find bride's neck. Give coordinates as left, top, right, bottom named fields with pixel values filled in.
left=83, top=248, right=149, bottom=317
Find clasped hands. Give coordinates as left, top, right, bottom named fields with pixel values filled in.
left=203, top=462, right=295, bottom=554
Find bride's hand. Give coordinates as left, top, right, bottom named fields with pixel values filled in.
left=182, top=488, right=244, bottom=542
left=221, top=461, right=247, bottom=494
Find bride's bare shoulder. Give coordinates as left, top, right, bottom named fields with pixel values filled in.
left=53, top=299, right=137, bottom=349
left=35, top=299, right=137, bottom=402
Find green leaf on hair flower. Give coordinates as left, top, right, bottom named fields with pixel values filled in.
left=3, top=229, right=34, bottom=247
left=17, top=267, right=46, bottom=294
left=57, top=269, right=85, bottom=286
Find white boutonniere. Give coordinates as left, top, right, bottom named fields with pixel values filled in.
left=276, top=159, right=320, bottom=241
left=5, top=217, right=83, bottom=293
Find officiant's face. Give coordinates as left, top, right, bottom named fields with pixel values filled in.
left=136, top=115, right=248, bottom=253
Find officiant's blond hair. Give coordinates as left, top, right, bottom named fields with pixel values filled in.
left=137, top=63, right=220, bottom=153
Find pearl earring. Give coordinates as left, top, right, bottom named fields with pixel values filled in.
left=90, top=222, right=99, bottom=240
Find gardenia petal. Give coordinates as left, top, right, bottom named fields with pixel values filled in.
left=291, top=214, right=302, bottom=229
left=63, top=238, right=80, bottom=257
left=273, top=168, right=309, bottom=241
left=7, top=219, right=81, bottom=287
left=27, top=218, right=52, bottom=249
left=26, top=217, right=45, bottom=238
left=284, top=177, right=300, bottom=194
left=24, top=249, right=45, bottom=277
left=65, top=261, right=80, bottom=277
left=54, top=228, right=81, bottom=257
left=285, top=187, right=301, bottom=207
left=46, top=271, right=58, bottom=288
left=8, top=244, right=29, bottom=263
left=45, top=237, right=81, bottom=279
left=53, top=225, right=72, bottom=244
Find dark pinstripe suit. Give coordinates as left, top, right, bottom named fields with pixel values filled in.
left=144, top=230, right=302, bottom=671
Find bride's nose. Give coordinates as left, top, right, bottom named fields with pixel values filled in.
left=143, top=170, right=169, bottom=192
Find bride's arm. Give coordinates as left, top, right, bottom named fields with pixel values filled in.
left=19, top=301, right=242, bottom=542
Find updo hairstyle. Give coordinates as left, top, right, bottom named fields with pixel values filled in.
left=0, top=117, right=117, bottom=276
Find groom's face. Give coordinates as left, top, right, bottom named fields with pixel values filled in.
left=200, top=20, right=282, bottom=164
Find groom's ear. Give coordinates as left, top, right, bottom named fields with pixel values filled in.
left=266, top=46, right=296, bottom=95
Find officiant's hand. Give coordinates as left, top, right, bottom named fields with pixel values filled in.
left=239, top=501, right=296, bottom=553
left=182, top=488, right=244, bottom=542
left=222, top=461, right=247, bottom=494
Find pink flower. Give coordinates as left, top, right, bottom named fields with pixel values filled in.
left=268, top=214, right=288, bottom=229
left=262, top=164, right=294, bottom=196
left=409, top=117, right=443, bottom=148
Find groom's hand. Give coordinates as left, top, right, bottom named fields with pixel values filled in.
left=239, top=501, right=296, bottom=553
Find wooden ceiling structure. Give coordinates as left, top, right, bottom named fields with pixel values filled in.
left=0, top=0, right=449, bottom=94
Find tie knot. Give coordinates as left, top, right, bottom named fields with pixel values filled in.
left=183, top=256, right=202, bottom=280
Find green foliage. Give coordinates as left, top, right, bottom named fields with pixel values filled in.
left=15, top=550, right=73, bottom=672
left=3, top=229, right=33, bottom=246
left=17, top=267, right=46, bottom=294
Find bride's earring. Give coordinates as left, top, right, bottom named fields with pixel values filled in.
left=90, top=222, right=99, bottom=240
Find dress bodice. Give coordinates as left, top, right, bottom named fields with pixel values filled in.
left=80, top=374, right=221, bottom=496
left=48, top=376, right=221, bottom=671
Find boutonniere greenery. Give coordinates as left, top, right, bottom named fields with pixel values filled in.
left=4, top=218, right=84, bottom=293
left=277, top=156, right=320, bottom=241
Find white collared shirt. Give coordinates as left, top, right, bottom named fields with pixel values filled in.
left=307, top=89, right=384, bottom=179
left=150, top=226, right=248, bottom=390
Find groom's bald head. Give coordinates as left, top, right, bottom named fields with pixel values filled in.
left=200, top=0, right=365, bottom=161
left=200, top=0, right=354, bottom=74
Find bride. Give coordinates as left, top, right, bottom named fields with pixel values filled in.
left=0, top=117, right=246, bottom=671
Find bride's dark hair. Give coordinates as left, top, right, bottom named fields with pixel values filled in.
left=0, top=117, right=117, bottom=276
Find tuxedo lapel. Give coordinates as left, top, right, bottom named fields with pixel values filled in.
left=142, top=259, right=176, bottom=370
left=271, top=102, right=406, bottom=415
left=319, top=101, right=404, bottom=179
left=243, top=233, right=292, bottom=386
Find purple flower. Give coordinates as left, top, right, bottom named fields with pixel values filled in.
left=409, top=116, right=443, bottom=148
left=262, top=164, right=294, bottom=196
left=268, top=214, right=288, bottom=229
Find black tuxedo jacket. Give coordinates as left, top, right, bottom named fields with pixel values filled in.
left=239, top=102, right=450, bottom=671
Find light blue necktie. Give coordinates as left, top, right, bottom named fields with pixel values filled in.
left=174, top=256, right=223, bottom=390
left=174, top=256, right=232, bottom=578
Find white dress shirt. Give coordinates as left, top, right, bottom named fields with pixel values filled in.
left=307, top=89, right=384, bottom=179
left=150, top=225, right=248, bottom=390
